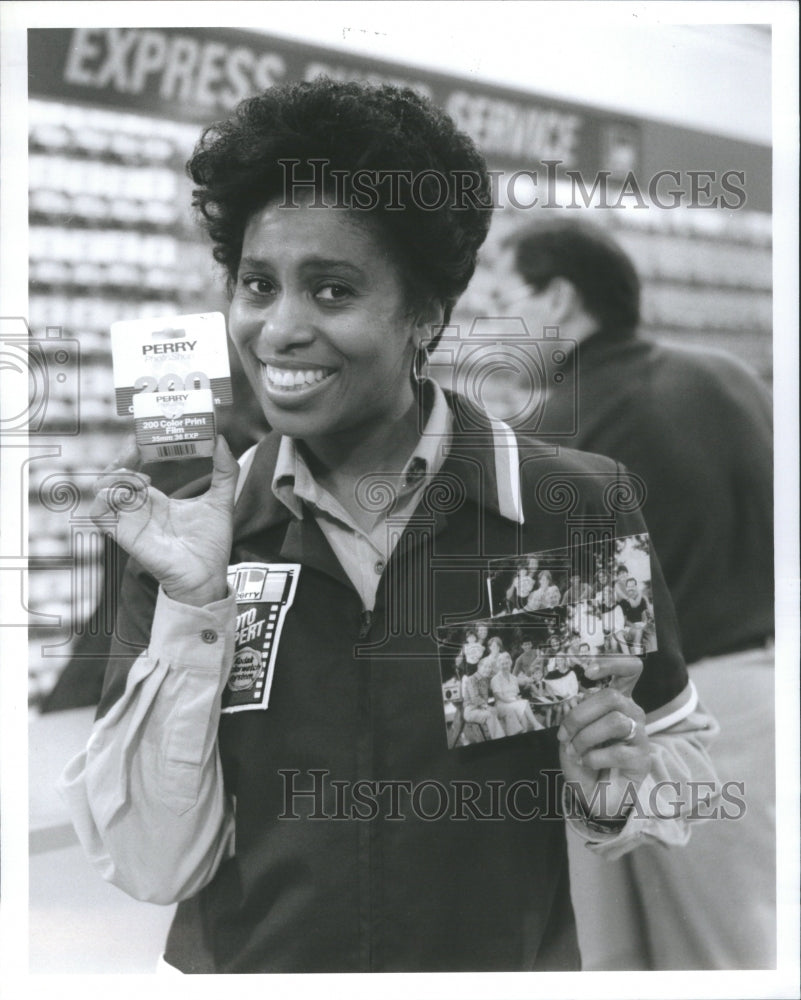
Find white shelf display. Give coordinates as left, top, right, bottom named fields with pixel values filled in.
left=26, top=99, right=222, bottom=705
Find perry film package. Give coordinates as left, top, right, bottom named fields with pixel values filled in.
left=110, top=312, right=232, bottom=462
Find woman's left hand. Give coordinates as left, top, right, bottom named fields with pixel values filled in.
left=557, top=655, right=649, bottom=820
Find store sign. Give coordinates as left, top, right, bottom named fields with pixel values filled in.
left=28, top=27, right=635, bottom=176
left=60, top=28, right=288, bottom=110
left=27, top=26, right=772, bottom=209
left=444, top=91, right=581, bottom=164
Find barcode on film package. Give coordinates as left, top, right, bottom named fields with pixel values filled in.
left=156, top=443, right=199, bottom=458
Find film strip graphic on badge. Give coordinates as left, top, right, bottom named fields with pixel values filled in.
left=222, top=563, right=301, bottom=713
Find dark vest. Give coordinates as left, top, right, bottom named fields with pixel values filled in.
left=99, top=399, right=687, bottom=972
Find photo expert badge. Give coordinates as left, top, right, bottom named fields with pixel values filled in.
left=222, top=563, right=300, bottom=713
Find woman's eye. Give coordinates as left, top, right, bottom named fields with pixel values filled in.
left=242, top=276, right=275, bottom=296
left=315, top=282, right=352, bottom=302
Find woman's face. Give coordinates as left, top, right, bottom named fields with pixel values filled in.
left=464, top=642, right=484, bottom=665
left=228, top=198, right=425, bottom=443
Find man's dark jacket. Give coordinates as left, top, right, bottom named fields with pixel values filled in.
left=538, top=334, right=773, bottom=664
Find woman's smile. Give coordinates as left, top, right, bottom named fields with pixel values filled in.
left=259, top=361, right=338, bottom=402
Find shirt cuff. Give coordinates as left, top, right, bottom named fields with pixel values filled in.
left=150, top=587, right=237, bottom=671
left=564, top=772, right=691, bottom=859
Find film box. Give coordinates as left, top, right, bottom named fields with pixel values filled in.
left=110, top=311, right=232, bottom=416
left=110, top=311, right=232, bottom=463
left=132, top=387, right=216, bottom=461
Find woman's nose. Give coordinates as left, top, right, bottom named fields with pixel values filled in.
left=257, top=293, right=315, bottom=352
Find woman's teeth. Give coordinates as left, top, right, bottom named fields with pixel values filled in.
left=263, top=364, right=333, bottom=390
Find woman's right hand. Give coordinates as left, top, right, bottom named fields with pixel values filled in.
left=90, top=435, right=240, bottom=607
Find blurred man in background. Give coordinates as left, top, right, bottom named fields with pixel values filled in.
left=494, top=216, right=774, bottom=970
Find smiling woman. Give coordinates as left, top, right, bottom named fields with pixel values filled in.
left=59, top=78, right=719, bottom=974
left=229, top=201, right=425, bottom=451
left=186, top=80, right=494, bottom=515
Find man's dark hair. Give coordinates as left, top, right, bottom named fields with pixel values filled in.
left=504, top=217, right=641, bottom=337
left=187, top=78, right=493, bottom=339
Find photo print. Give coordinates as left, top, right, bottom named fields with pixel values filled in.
left=439, top=533, right=657, bottom=747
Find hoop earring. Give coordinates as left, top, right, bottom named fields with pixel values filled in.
left=413, top=344, right=428, bottom=383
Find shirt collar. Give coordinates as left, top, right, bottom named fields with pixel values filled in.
left=232, top=385, right=528, bottom=543
left=271, top=379, right=453, bottom=522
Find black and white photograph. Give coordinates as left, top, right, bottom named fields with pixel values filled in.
left=439, top=614, right=616, bottom=746
left=441, top=534, right=657, bottom=746
left=0, top=2, right=797, bottom=997
left=487, top=533, right=656, bottom=655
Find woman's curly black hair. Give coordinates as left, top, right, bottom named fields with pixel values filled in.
left=187, top=78, right=493, bottom=332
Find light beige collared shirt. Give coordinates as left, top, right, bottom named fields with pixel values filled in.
left=271, top=379, right=453, bottom=610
